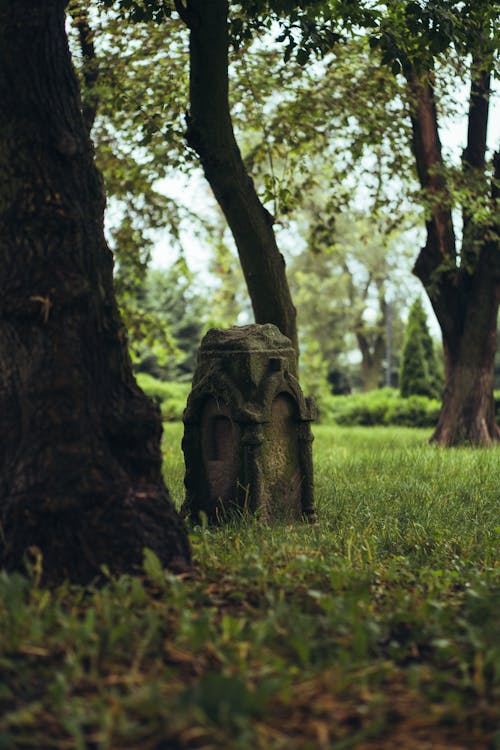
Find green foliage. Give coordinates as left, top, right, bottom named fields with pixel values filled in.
left=386, top=394, right=441, bottom=427
left=136, top=373, right=190, bottom=420
left=232, top=0, right=378, bottom=64
left=73, top=0, right=495, bottom=443
left=291, top=212, right=416, bottom=392
left=203, top=218, right=247, bottom=330
left=400, top=298, right=443, bottom=399
left=323, top=388, right=397, bottom=426
left=369, top=0, right=499, bottom=75
left=235, top=33, right=413, bottom=224
left=68, top=1, right=191, bottom=238
left=1, top=425, right=499, bottom=748
left=100, top=0, right=173, bottom=23
left=67, top=2, right=210, bottom=373
left=321, top=387, right=441, bottom=427
left=131, top=262, right=207, bottom=381
left=366, top=0, right=499, bottom=285
left=298, top=338, right=331, bottom=410
left=399, top=321, right=430, bottom=397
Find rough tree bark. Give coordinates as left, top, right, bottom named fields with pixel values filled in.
left=68, top=1, right=99, bottom=134
left=0, top=0, right=190, bottom=583
left=406, top=63, right=500, bottom=446
left=175, top=0, right=298, bottom=353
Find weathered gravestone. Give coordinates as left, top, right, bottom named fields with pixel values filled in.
left=182, top=324, right=316, bottom=523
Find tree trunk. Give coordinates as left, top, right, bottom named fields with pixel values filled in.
left=355, top=288, right=386, bottom=392
left=433, top=239, right=500, bottom=445
left=177, top=0, right=298, bottom=352
left=68, top=1, right=99, bottom=134
left=0, top=0, right=190, bottom=583
left=406, top=66, right=500, bottom=445
left=356, top=332, right=385, bottom=392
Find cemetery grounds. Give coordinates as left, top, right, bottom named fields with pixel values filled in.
left=0, top=424, right=498, bottom=749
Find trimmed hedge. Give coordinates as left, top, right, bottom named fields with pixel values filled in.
left=136, top=373, right=190, bottom=422
left=320, top=388, right=441, bottom=427
left=322, top=389, right=500, bottom=428
left=136, top=376, right=500, bottom=428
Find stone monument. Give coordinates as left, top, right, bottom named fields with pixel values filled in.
left=182, top=324, right=315, bottom=523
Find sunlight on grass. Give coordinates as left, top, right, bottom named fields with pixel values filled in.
left=1, top=425, right=499, bottom=749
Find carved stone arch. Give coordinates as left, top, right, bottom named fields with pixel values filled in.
left=200, top=396, right=240, bottom=515
left=183, top=371, right=245, bottom=425
left=262, top=372, right=308, bottom=422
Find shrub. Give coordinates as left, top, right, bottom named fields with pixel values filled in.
left=319, top=388, right=441, bottom=428
left=385, top=394, right=441, bottom=427
left=400, top=298, right=442, bottom=399
left=320, top=388, right=397, bottom=426
left=136, top=373, right=190, bottom=421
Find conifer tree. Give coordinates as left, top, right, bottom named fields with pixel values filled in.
left=400, top=299, right=442, bottom=399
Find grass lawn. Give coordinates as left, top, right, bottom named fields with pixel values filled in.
left=1, top=425, right=499, bottom=749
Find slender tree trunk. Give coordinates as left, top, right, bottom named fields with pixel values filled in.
left=355, top=289, right=386, bottom=392
left=385, top=301, right=393, bottom=387
left=406, top=66, right=500, bottom=445
left=176, top=0, right=298, bottom=352
left=0, top=0, right=190, bottom=583
left=356, top=332, right=385, bottom=392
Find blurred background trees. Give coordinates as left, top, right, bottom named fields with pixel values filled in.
left=66, top=0, right=498, bottom=443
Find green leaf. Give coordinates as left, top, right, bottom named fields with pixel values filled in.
left=143, top=548, right=165, bottom=586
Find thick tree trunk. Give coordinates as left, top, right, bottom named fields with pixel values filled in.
left=0, top=0, right=190, bottom=583
left=177, top=0, right=298, bottom=352
left=433, top=231, right=500, bottom=445
left=406, top=67, right=500, bottom=445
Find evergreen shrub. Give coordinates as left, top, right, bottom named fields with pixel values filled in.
left=399, top=298, right=443, bottom=399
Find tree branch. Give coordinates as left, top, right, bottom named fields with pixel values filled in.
left=405, top=68, right=456, bottom=283
left=341, top=259, right=355, bottom=306
left=463, top=62, right=490, bottom=172
left=183, top=0, right=298, bottom=351
left=462, top=55, right=491, bottom=239
left=174, top=0, right=194, bottom=28
left=404, top=66, right=460, bottom=341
